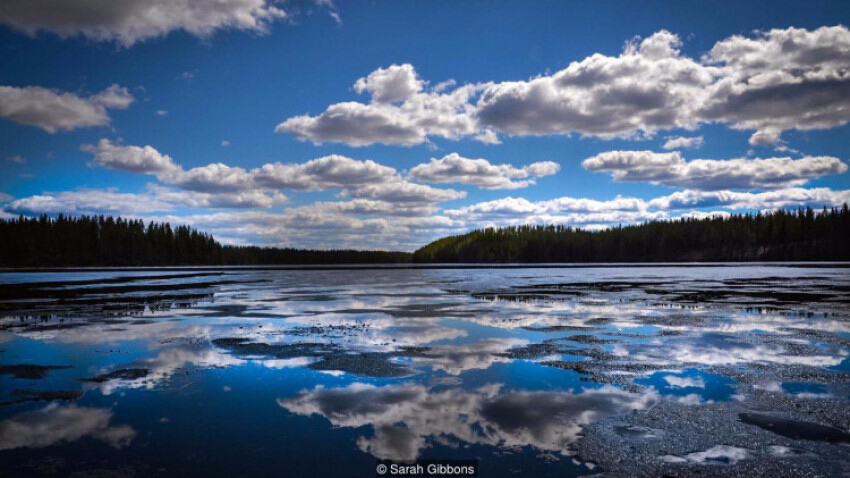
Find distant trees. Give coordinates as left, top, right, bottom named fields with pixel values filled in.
left=3, top=206, right=848, bottom=267
left=0, top=214, right=411, bottom=267
left=220, top=246, right=410, bottom=265
left=413, top=206, right=850, bottom=263
left=0, top=214, right=221, bottom=267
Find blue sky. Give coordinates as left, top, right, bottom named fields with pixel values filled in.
left=1, top=0, right=849, bottom=250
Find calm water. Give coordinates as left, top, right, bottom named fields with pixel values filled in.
left=1, top=265, right=848, bottom=477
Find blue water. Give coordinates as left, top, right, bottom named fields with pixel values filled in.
left=0, top=264, right=848, bottom=477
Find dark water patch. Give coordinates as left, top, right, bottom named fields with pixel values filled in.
left=563, top=334, right=622, bottom=345
left=521, top=325, right=597, bottom=332
left=739, top=413, right=850, bottom=443
left=79, top=368, right=150, bottom=383
left=0, top=364, right=73, bottom=379
left=211, top=338, right=340, bottom=358
left=308, top=352, right=415, bottom=378
left=326, top=302, right=478, bottom=319
left=1, top=389, right=83, bottom=405
left=651, top=287, right=847, bottom=305
left=284, top=324, right=369, bottom=337
left=0, top=272, right=224, bottom=299
left=499, top=342, right=567, bottom=359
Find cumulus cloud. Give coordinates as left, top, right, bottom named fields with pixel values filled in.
left=662, top=136, right=704, bottom=150
left=85, top=138, right=180, bottom=174
left=85, top=139, right=464, bottom=205
left=353, top=64, right=423, bottom=104
left=0, top=84, right=133, bottom=133
left=3, top=184, right=287, bottom=215
left=649, top=187, right=850, bottom=211
left=443, top=195, right=664, bottom=228
left=0, top=0, right=287, bottom=47
left=701, top=26, right=850, bottom=145
left=275, top=63, right=483, bottom=146
left=276, top=26, right=850, bottom=146
left=582, top=150, right=847, bottom=190
left=408, top=153, right=560, bottom=189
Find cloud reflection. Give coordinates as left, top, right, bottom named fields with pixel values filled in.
left=278, top=382, right=656, bottom=460
left=0, top=404, right=135, bottom=450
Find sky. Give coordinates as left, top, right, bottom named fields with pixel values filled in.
left=1, top=0, right=849, bottom=251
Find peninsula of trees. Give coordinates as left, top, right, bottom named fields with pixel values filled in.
left=412, top=206, right=850, bottom=263
left=1, top=206, right=848, bottom=267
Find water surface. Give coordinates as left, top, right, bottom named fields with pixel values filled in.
left=1, top=265, right=848, bottom=477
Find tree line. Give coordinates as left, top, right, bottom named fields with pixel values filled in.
left=0, top=215, right=409, bottom=267
left=413, top=205, right=850, bottom=263
left=3, top=206, right=849, bottom=267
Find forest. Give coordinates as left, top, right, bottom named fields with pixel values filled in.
left=413, top=206, right=850, bottom=263
left=0, top=215, right=409, bottom=267
left=2, top=206, right=849, bottom=267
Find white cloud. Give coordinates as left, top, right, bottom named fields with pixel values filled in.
left=0, top=193, right=12, bottom=202
left=353, top=64, right=423, bottom=104
left=156, top=109, right=168, bottom=116
left=5, top=155, right=25, bottom=163
left=583, top=150, right=847, bottom=190
left=85, top=138, right=180, bottom=174
left=0, top=84, right=133, bottom=133
left=662, top=136, right=704, bottom=150
left=276, top=26, right=850, bottom=146
left=221, top=140, right=230, bottom=147
left=473, top=129, right=501, bottom=144
left=408, top=153, right=560, bottom=189
left=0, top=0, right=287, bottom=47
left=701, top=26, right=850, bottom=145
left=85, top=140, right=464, bottom=205
left=649, top=187, right=850, bottom=211
left=3, top=184, right=287, bottom=215
left=276, top=64, right=483, bottom=147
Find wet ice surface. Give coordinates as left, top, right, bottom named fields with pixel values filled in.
left=0, top=265, right=848, bottom=477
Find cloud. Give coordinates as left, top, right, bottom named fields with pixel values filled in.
left=701, top=26, right=850, bottom=145
left=85, top=139, right=464, bottom=205
left=582, top=150, right=847, bottom=190
left=276, top=26, right=850, bottom=146
left=275, top=63, right=483, bottom=147
left=0, top=193, right=12, bottom=202
left=353, top=64, right=423, bottom=104
left=0, top=404, right=135, bottom=450
left=649, top=187, right=850, bottom=211
left=5, top=155, right=25, bottom=163
left=85, top=138, right=180, bottom=174
left=0, top=0, right=287, bottom=47
left=408, top=153, right=560, bottom=189
left=0, top=84, right=133, bottom=133
left=3, top=184, right=287, bottom=215
left=662, top=136, right=704, bottom=150
left=156, top=109, right=168, bottom=116
left=221, top=140, right=230, bottom=147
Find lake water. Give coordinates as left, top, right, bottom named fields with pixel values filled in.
left=1, top=265, right=848, bottom=477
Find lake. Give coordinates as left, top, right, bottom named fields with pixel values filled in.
left=1, top=264, right=848, bottom=477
